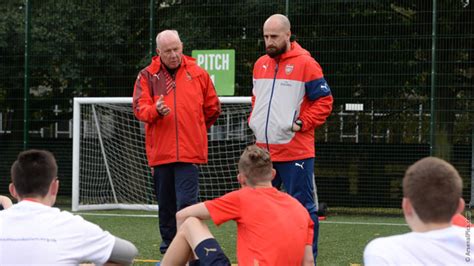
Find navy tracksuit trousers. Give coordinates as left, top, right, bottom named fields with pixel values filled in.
left=153, top=162, right=199, bottom=254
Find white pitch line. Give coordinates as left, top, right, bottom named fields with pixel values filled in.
left=76, top=212, right=407, bottom=226
left=320, top=221, right=407, bottom=226
left=76, top=212, right=157, bottom=218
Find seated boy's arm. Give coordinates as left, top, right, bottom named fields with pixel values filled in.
left=106, top=236, right=138, bottom=266
left=176, top=203, right=211, bottom=229
left=301, top=245, right=314, bottom=266
left=0, top=195, right=13, bottom=209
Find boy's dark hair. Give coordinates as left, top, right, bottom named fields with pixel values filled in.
left=11, top=149, right=57, bottom=198
left=403, top=157, right=462, bottom=223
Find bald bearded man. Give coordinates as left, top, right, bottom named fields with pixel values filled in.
left=249, top=14, right=334, bottom=263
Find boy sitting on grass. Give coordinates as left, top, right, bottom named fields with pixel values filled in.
left=161, top=145, right=314, bottom=266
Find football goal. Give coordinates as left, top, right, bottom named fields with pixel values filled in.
left=72, top=97, right=253, bottom=211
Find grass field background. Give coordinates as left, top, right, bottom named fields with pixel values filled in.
left=75, top=209, right=409, bottom=265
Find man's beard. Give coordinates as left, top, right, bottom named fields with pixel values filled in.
left=266, top=45, right=286, bottom=58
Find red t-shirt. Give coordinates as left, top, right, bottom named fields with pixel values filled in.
left=452, top=213, right=471, bottom=227
left=205, top=187, right=314, bottom=265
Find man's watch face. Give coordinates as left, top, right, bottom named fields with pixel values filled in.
left=295, top=119, right=303, bottom=126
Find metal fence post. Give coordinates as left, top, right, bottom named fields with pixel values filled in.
left=149, top=0, right=155, bottom=61
left=23, top=0, right=31, bottom=150
left=470, top=126, right=474, bottom=207
left=429, top=0, right=437, bottom=156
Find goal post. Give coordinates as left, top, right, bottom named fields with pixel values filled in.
left=72, top=97, right=253, bottom=211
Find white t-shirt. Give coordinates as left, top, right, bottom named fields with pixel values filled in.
left=364, top=226, right=473, bottom=265
left=0, top=201, right=115, bottom=265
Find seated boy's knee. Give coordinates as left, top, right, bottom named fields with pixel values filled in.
left=182, top=217, right=200, bottom=227
left=176, top=209, right=186, bottom=222
left=181, top=217, right=208, bottom=235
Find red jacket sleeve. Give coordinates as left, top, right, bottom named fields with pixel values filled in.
left=299, top=94, right=333, bottom=131
left=132, top=70, right=161, bottom=124
left=201, top=73, right=221, bottom=129
left=299, top=58, right=333, bottom=131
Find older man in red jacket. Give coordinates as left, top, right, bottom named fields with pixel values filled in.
left=133, top=29, right=221, bottom=254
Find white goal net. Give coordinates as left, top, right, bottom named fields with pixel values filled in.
left=72, top=97, right=253, bottom=211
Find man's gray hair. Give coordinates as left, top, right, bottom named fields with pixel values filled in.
left=155, top=30, right=181, bottom=49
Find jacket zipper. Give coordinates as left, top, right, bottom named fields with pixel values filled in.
left=264, top=61, right=279, bottom=151
left=291, top=110, right=297, bottom=128
left=172, top=74, right=179, bottom=161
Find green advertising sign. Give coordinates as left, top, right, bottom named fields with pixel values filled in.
left=192, top=49, right=235, bottom=96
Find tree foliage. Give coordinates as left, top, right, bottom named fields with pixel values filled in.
left=0, top=0, right=472, bottom=148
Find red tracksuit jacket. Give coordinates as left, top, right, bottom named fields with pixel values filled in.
left=133, top=55, right=221, bottom=166
left=249, top=42, right=333, bottom=161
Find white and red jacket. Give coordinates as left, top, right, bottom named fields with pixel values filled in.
left=133, top=55, right=221, bottom=166
left=249, top=42, right=333, bottom=161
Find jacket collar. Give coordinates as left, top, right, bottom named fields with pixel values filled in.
left=269, top=41, right=311, bottom=61
left=146, top=55, right=197, bottom=75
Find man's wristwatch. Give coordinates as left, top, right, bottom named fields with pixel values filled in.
left=295, top=119, right=303, bottom=127
left=294, top=119, right=303, bottom=131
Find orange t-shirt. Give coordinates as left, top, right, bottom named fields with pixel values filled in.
left=452, top=213, right=471, bottom=227
left=205, top=187, right=314, bottom=265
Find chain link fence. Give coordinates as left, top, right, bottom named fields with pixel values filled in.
left=0, top=0, right=472, bottom=209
